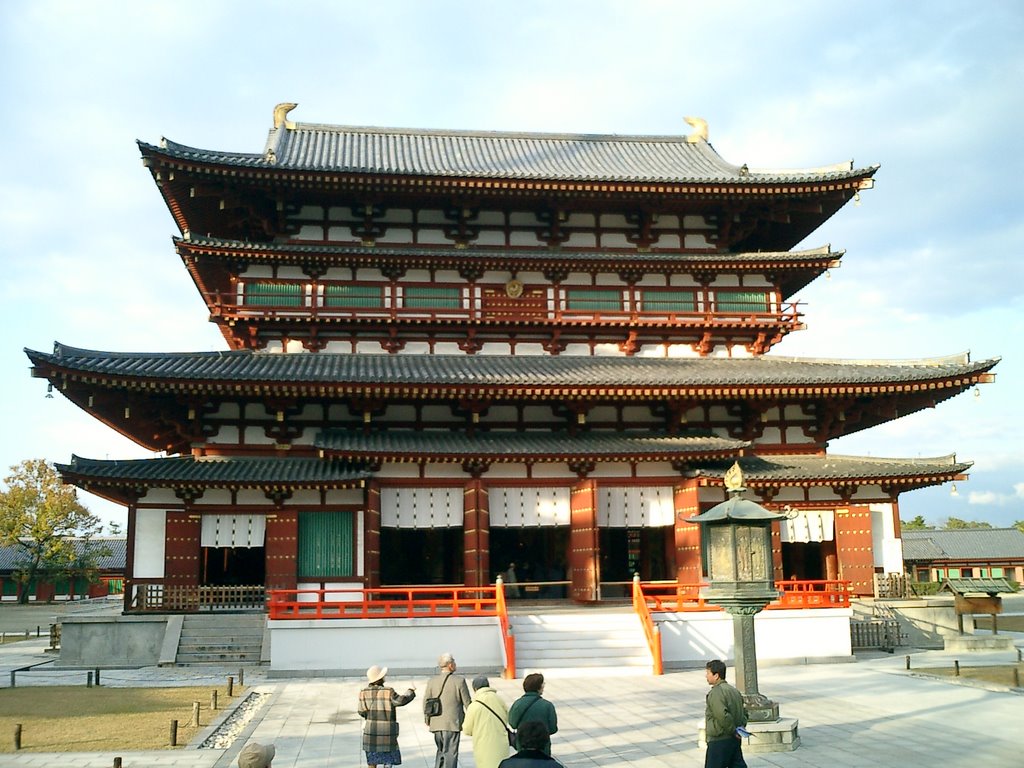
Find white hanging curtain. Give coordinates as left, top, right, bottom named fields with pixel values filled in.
left=380, top=487, right=465, bottom=528
left=489, top=487, right=571, bottom=527
left=200, top=514, right=267, bottom=548
left=780, top=510, right=835, bottom=543
left=598, top=486, right=675, bottom=527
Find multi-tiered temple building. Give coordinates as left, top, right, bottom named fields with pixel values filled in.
left=27, top=105, right=997, bottom=611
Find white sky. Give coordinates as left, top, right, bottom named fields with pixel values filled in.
left=1, top=0, right=1021, bottom=530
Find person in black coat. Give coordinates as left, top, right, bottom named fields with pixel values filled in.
left=498, top=722, right=565, bottom=767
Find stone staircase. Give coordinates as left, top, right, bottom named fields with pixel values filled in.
left=509, top=607, right=653, bottom=671
left=174, top=612, right=267, bottom=665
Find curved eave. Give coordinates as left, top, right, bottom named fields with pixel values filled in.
left=176, top=237, right=840, bottom=293
left=315, top=431, right=747, bottom=464
left=26, top=345, right=999, bottom=402
left=56, top=455, right=370, bottom=506
left=689, top=454, right=973, bottom=493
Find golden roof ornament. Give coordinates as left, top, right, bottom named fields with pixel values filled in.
left=724, top=461, right=745, bottom=493
left=684, top=116, right=708, bottom=144
left=274, top=103, right=298, bottom=131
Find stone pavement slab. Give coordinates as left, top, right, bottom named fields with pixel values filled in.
left=0, top=636, right=1020, bottom=768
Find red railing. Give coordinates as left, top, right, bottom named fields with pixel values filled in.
left=769, top=579, right=851, bottom=609
left=267, top=584, right=515, bottom=679
left=495, top=577, right=516, bottom=680
left=631, top=576, right=663, bottom=675
left=633, top=579, right=851, bottom=615
left=267, top=585, right=499, bottom=620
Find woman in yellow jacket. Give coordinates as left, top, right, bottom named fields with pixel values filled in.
left=462, top=676, right=511, bottom=768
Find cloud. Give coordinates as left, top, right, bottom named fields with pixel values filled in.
left=967, top=482, right=1024, bottom=507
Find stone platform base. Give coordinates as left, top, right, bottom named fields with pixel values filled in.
left=943, top=635, right=1016, bottom=652
left=697, top=717, right=800, bottom=754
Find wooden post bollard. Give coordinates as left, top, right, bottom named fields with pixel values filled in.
left=211, top=689, right=218, bottom=710
left=14, top=724, right=22, bottom=750
left=169, top=719, right=178, bottom=746
left=227, top=675, right=234, bottom=697
left=905, top=655, right=910, bottom=670
left=114, top=758, right=122, bottom=768
left=239, top=667, right=245, bottom=687
left=954, top=660, right=960, bottom=676
left=1014, top=667, right=1020, bottom=688
left=192, top=701, right=201, bottom=727
left=87, top=670, right=94, bottom=687
left=95, top=668, right=101, bottom=686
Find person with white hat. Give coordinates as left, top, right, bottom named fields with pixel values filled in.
left=237, top=741, right=275, bottom=768
left=358, top=663, right=416, bottom=767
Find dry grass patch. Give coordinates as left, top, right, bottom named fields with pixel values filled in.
left=914, top=663, right=1023, bottom=688
left=0, top=685, right=240, bottom=752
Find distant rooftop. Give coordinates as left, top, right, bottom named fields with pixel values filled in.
left=902, top=528, right=1024, bottom=562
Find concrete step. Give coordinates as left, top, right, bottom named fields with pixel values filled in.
left=510, top=611, right=651, bottom=670
left=175, top=613, right=266, bottom=666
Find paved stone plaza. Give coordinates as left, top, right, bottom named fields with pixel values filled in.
left=0, top=626, right=1021, bottom=768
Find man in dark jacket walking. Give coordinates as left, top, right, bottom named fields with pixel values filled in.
left=498, top=722, right=565, bottom=767
left=703, top=659, right=748, bottom=768
left=424, top=652, right=473, bottom=768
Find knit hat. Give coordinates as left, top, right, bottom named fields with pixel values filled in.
left=238, top=742, right=275, bottom=768
left=366, top=664, right=388, bottom=684
left=472, top=675, right=490, bottom=690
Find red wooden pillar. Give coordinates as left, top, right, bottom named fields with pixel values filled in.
left=834, top=505, right=876, bottom=596
left=365, top=480, right=381, bottom=588
left=569, top=479, right=599, bottom=602
left=771, top=520, right=784, bottom=582
left=164, top=511, right=200, bottom=607
left=673, top=481, right=702, bottom=583
left=265, top=511, right=297, bottom=591
left=463, top=479, right=489, bottom=588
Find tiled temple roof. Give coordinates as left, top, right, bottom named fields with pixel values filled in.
left=27, top=344, right=998, bottom=393
left=140, top=121, right=877, bottom=185
left=55, top=455, right=371, bottom=487
left=315, top=430, right=745, bottom=462
left=902, top=529, right=1024, bottom=561
left=689, top=454, right=972, bottom=485
left=0, top=538, right=126, bottom=572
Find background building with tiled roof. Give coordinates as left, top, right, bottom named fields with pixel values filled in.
left=25, top=105, right=998, bottom=610
left=902, top=529, right=1024, bottom=583
left=0, top=538, right=126, bottom=602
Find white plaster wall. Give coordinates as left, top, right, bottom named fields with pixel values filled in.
left=133, top=510, right=166, bottom=578
left=269, top=617, right=504, bottom=674
left=655, top=608, right=853, bottom=667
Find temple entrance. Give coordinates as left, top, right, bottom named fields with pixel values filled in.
left=781, top=540, right=838, bottom=581
left=490, top=526, right=570, bottom=598
left=201, top=546, right=265, bottom=586
left=599, top=527, right=671, bottom=597
left=379, top=527, right=464, bottom=585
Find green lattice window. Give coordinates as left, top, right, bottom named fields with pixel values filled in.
left=565, top=288, right=622, bottom=311
left=641, top=289, right=697, bottom=313
left=403, top=286, right=462, bottom=309
left=242, top=282, right=303, bottom=307
left=715, top=291, right=768, bottom=313
left=298, top=511, right=355, bottom=577
left=324, top=284, right=384, bottom=308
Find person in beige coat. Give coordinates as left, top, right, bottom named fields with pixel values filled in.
left=462, top=676, right=511, bottom=768
left=423, top=652, right=473, bottom=768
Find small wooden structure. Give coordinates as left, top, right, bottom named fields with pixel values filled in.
left=940, top=577, right=1012, bottom=635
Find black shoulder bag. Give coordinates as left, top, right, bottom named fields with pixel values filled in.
left=424, top=672, right=450, bottom=718
left=477, top=699, right=517, bottom=748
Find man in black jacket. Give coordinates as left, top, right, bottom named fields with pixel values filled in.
left=498, top=722, right=565, bottom=767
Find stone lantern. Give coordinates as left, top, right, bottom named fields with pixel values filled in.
left=688, top=462, right=800, bottom=752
